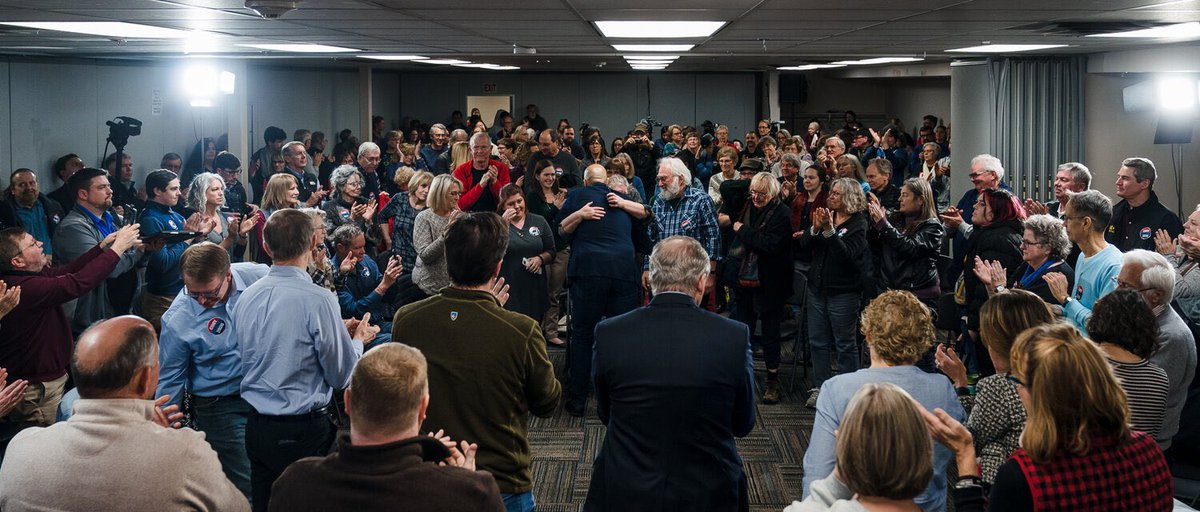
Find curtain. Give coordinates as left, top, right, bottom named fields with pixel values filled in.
left=989, top=57, right=1086, bottom=202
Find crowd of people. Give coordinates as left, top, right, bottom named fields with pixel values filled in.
left=0, top=103, right=1196, bottom=511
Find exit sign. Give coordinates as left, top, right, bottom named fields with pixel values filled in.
left=483, top=83, right=497, bottom=93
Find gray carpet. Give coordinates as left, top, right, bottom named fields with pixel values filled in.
left=529, top=334, right=814, bottom=512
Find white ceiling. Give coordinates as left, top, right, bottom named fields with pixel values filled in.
left=0, top=0, right=1197, bottom=71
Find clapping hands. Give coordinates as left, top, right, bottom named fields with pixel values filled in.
left=427, top=429, right=479, bottom=471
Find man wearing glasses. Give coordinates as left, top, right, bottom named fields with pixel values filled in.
left=157, top=242, right=269, bottom=501
left=1042, top=190, right=1123, bottom=334
left=216, top=152, right=250, bottom=215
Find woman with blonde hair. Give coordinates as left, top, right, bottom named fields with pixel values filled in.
left=833, top=154, right=870, bottom=194
left=786, top=382, right=933, bottom=511
left=449, top=141, right=471, bottom=173
left=411, top=174, right=462, bottom=298
left=607, top=152, right=646, bottom=203
left=379, top=170, right=433, bottom=273
left=708, top=145, right=739, bottom=206
left=934, top=289, right=1055, bottom=484
left=868, top=177, right=944, bottom=300
left=803, top=290, right=963, bottom=512
left=928, top=322, right=1175, bottom=511
left=249, top=173, right=300, bottom=263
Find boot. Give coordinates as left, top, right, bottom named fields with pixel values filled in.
left=762, top=373, right=781, bottom=405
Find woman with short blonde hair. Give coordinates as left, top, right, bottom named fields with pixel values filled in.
left=786, top=382, right=933, bottom=510
left=803, top=291, right=964, bottom=512
left=411, top=174, right=463, bottom=296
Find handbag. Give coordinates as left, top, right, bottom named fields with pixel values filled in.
left=735, top=201, right=778, bottom=289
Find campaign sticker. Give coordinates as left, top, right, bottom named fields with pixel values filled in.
left=529, top=226, right=541, bottom=236
left=1075, top=284, right=1084, bottom=299
left=1140, top=227, right=1153, bottom=240
left=168, top=220, right=179, bottom=229
left=207, top=318, right=227, bottom=335
left=681, top=219, right=691, bottom=228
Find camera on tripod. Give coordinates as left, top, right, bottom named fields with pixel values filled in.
left=106, top=116, right=143, bottom=151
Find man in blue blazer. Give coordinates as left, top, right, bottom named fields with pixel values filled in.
left=585, top=235, right=756, bottom=512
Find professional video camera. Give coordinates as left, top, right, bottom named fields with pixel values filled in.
left=106, top=116, right=142, bottom=152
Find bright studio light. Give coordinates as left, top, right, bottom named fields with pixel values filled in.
left=1157, top=76, right=1198, bottom=111
left=183, top=64, right=236, bottom=107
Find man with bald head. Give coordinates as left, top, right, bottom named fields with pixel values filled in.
left=0, top=316, right=249, bottom=511
left=556, top=163, right=650, bottom=416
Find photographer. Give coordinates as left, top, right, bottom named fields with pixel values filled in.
left=620, top=122, right=658, bottom=198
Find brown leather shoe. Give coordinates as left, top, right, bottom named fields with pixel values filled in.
left=762, top=378, right=781, bottom=405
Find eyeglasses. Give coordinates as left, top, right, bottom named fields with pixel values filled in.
left=345, top=180, right=364, bottom=188
left=749, top=190, right=769, bottom=198
left=448, top=190, right=462, bottom=197
left=1006, top=373, right=1028, bottom=389
left=18, top=239, right=40, bottom=252
left=185, top=274, right=229, bottom=301
left=1019, top=239, right=1044, bottom=247
left=968, top=172, right=991, bottom=179
left=1111, top=276, right=1154, bottom=292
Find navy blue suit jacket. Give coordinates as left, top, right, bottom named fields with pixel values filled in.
left=585, top=292, right=755, bottom=512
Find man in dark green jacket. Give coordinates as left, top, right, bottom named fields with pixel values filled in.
left=391, top=212, right=560, bottom=512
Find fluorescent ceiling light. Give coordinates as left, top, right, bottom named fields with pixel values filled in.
left=777, top=64, right=846, bottom=71
left=241, top=43, right=358, bottom=53
left=359, top=55, right=428, bottom=61
left=630, top=64, right=668, bottom=69
left=946, top=44, right=1068, bottom=53
left=0, top=21, right=192, bottom=38
left=831, top=57, right=923, bottom=65
left=416, top=59, right=470, bottom=65
left=484, top=65, right=520, bottom=70
left=625, top=60, right=675, bottom=65
left=596, top=21, right=725, bottom=38
left=624, top=55, right=678, bottom=61
left=1087, top=22, right=1200, bottom=38
left=612, top=44, right=694, bottom=52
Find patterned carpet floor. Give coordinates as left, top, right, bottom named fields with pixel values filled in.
left=529, top=329, right=814, bottom=512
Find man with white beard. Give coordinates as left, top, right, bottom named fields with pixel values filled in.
left=642, top=158, right=720, bottom=303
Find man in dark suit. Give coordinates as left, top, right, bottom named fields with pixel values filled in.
left=585, top=235, right=756, bottom=512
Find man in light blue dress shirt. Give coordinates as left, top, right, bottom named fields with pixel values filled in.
left=157, top=242, right=269, bottom=501
left=230, top=209, right=379, bottom=512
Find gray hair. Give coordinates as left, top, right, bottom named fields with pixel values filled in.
left=449, top=129, right=469, bottom=142
left=186, top=172, right=223, bottom=212
left=469, top=131, right=492, bottom=149
left=922, top=142, right=940, bottom=152
left=1067, top=190, right=1112, bottom=234
left=330, top=165, right=363, bottom=200
left=282, top=140, right=306, bottom=158
left=868, top=157, right=893, bottom=176
left=357, top=141, right=380, bottom=158
left=649, top=236, right=710, bottom=295
left=1023, top=214, right=1071, bottom=260
left=332, top=224, right=364, bottom=248
left=658, top=157, right=692, bottom=186
left=831, top=177, right=867, bottom=214
left=1123, top=249, right=1175, bottom=302
left=297, top=206, right=326, bottom=223
left=1121, top=157, right=1157, bottom=184
left=1057, top=162, right=1092, bottom=190
left=780, top=153, right=806, bottom=169
left=429, top=123, right=448, bottom=135
left=971, top=154, right=1005, bottom=182
left=826, top=137, right=846, bottom=150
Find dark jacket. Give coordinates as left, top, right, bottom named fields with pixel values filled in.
left=796, top=212, right=872, bottom=295
left=269, top=434, right=505, bottom=512
left=0, top=194, right=65, bottom=236
left=1008, top=259, right=1074, bottom=305
left=871, top=183, right=900, bottom=212
left=586, top=292, right=755, bottom=512
left=873, top=216, right=944, bottom=292
left=391, top=288, right=561, bottom=494
left=1106, top=191, right=1184, bottom=252
left=962, top=219, right=1023, bottom=329
left=731, top=199, right=793, bottom=302
left=622, top=143, right=659, bottom=197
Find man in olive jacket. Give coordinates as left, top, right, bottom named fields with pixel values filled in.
left=392, top=212, right=560, bottom=512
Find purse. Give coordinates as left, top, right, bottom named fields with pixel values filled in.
left=736, top=201, right=778, bottom=289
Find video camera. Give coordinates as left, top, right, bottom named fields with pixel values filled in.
left=106, top=116, right=143, bottom=151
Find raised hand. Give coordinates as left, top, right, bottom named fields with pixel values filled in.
left=0, top=368, right=27, bottom=418
left=921, top=406, right=974, bottom=457
left=1023, top=199, right=1048, bottom=216
left=868, top=201, right=886, bottom=224
left=938, top=207, right=963, bottom=230
left=501, top=207, right=519, bottom=224
left=1042, top=272, right=1069, bottom=305
left=381, top=257, right=402, bottom=287
left=490, top=276, right=510, bottom=306
left=239, top=209, right=261, bottom=236
left=339, top=254, right=359, bottom=274
left=353, top=312, right=381, bottom=344
left=554, top=190, right=567, bottom=208
left=0, top=282, right=20, bottom=321
left=363, top=198, right=378, bottom=223
left=934, top=345, right=968, bottom=389
left=1155, top=229, right=1177, bottom=256
left=108, top=224, right=142, bottom=254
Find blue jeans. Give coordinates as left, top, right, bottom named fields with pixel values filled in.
left=192, top=394, right=253, bottom=501
left=567, top=277, right=640, bottom=411
left=501, top=491, right=535, bottom=512
left=806, top=290, right=861, bottom=389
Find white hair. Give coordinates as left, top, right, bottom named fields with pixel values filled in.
left=649, top=236, right=709, bottom=295
left=357, top=141, right=380, bottom=158
left=970, top=154, right=1005, bottom=182
left=469, top=131, right=492, bottom=149
left=1122, top=249, right=1175, bottom=300
left=658, top=157, right=691, bottom=185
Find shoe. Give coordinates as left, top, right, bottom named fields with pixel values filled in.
left=762, top=378, right=781, bottom=405
left=546, top=336, right=565, bottom=346
left=805, top=388, right=820, bottom=409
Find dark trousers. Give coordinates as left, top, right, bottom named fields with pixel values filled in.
left=567, top=276, right=640, bottom=410
left=246, top=410, right=335, bottom=512
left=732, top=286, right=784, bottom=371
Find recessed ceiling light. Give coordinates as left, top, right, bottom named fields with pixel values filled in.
left=625, top=60, right=675, bottom=65
left=1087, top=21, right=1200, bottom=38
left=484, top=65, right=520, bottom=70
left=946, top=44, right=1068, bottom=53
left=612, top=44, right=695, bottom=52
left=359, top=55, right=428, bottom=61
left=416, top=59, right=471, bottom=65
left=0, top=21, right=193, bottom=39
left=241, top=43, right=357, bottom=53
left=624, top=55, right=679, bottom=61
left=777, top=64, right=846, bottom=71
left=596, top=21, right=725, bottom=39
left=831, top=57, right=923, bottom=66
left=630, top=64, right=668, bottom=68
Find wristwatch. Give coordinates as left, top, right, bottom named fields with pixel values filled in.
left=954, top=475, right=982, bottom=489
left=993, top=285, right=1005, bottom=294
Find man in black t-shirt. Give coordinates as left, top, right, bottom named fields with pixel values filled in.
left=528, top=129, right=581, bottom=189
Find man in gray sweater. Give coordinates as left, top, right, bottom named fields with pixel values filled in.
left=1119, top=250, right=1197, bottom=450
left=0, top=315, right=248, bottom=511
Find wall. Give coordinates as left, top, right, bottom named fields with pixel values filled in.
left=884, top=78, right=951, bottom=131
left=781, top=72, right=950, bottom=133
left=396, top=72, right=757, bottom=140
left=1084, top=72, right=1200, bottom=215
left=245, top=65, right=360, bottom=148
left=949, top=61, right=993, bottom=200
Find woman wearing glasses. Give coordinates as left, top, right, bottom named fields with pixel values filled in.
left=411, top=174, right=463, bottom=298
left=972, top=214, right=1073, bottom=306
left=323, top=165, right=380, bottom=257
